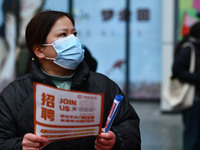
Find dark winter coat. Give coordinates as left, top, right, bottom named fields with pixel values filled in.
left=172, top=42, right=200, bottom=96
left=0, top=60, right=141, bottom=150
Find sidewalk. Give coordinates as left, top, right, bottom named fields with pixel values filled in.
left=130, top=101, right=183, bottom=150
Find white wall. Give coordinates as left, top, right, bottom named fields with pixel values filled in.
left=161, top=0, right=175, bottom=111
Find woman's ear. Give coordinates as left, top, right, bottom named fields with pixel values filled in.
left=33, top=45, right=45, bottom=59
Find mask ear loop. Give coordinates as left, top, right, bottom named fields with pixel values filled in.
left=41, top=44, right=56, bottom=60
left=44, top=57, right=55, bottom=60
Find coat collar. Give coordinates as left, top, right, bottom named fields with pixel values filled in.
left=31, top=60, right=90, bottom=89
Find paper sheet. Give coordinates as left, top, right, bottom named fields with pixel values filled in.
left=33, top=83, right=104, bottom=141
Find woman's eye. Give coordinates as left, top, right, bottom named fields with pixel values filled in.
left=73, top=32, right=77, bottom=36
left=60, top=33, right=66, bottom=36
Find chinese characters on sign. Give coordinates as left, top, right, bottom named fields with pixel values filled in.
left=41, top=93, right=55, bottom=121
left=137, top=9, right=150, bottom=21
left=33, top=83, right=104, bottom=141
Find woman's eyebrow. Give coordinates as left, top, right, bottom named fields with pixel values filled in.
left=54, top=27, right=76, bottom=33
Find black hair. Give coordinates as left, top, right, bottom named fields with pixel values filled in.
left=174, top=22, right=200, bottom=57
left=26, top=10, right=75, bottom=59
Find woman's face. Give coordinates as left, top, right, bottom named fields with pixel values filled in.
left=42, top=16, right=77, bottom=58
left=20, top=0, right=43, bottom=19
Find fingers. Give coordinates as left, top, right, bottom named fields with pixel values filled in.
left=22, top=133, right=49, bottom=150
left=97, top=131, right=114, bottom=139
left=95, top=143, right=112, bottom=150
left=95, top=131, right=116, bottom=150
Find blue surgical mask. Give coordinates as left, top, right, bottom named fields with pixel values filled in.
left=42, top=34, right=85, bottom=70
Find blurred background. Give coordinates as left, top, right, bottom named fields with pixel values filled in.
left=0, top=0, right=199, bottom=149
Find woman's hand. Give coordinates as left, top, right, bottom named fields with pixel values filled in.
left=95, top=130, right=116, bottom=150
left=22, top=133, right=49, bottom=150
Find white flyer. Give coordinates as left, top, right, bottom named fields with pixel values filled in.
left=33, top=83, right=104, bottom=141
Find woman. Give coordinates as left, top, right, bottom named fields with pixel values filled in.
left=0, top=10, right=141, bottom=150
left=0, top=0, right=45, bottom=92
left=172, top=22, right=200, bottom=150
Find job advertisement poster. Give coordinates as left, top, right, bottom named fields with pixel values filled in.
left=33, top=83, right=104, bottom=141
left=178, top=0, right=200, bottom=40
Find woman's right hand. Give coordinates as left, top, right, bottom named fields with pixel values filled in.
left=22, top=133, right=49, bottom=150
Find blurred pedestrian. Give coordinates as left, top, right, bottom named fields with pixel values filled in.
left=172, top=22, right=200, bottom=150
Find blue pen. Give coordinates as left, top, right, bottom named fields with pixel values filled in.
left=104, top=95, right=123, bottom=133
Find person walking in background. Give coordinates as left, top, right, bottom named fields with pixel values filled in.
left=0, top=0, right=45, bottom=92
left=0, top=10, right=141, bottom=150
left=172, top=22, right=200, bottom=150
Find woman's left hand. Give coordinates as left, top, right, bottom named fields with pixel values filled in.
left=95, top=130, right=116, bottom=150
